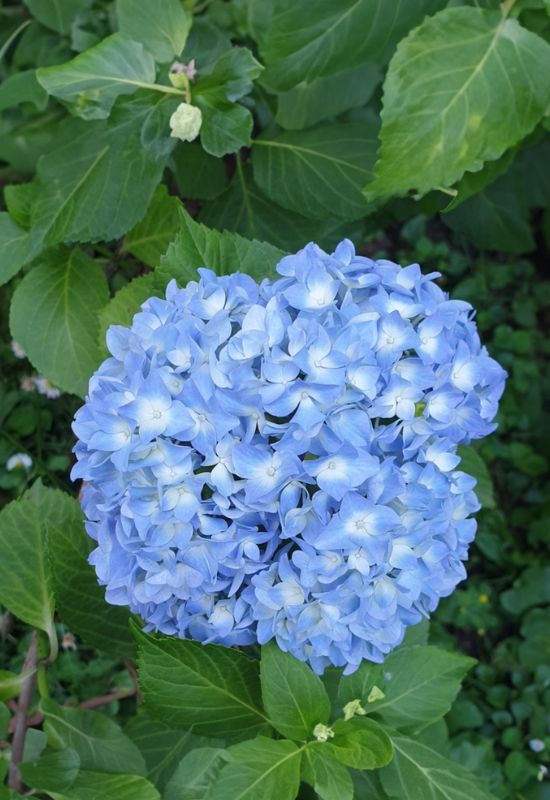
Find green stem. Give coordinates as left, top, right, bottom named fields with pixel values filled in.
left=500, top=0, right=517, bottom=17
left=36, top=632, right=50, bottom=699
left=0, top=19, right=31, bottom=63
left=136, top=80, right=186, bottom=97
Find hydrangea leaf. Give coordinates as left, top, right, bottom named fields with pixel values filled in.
left=260, top=641, right=331, bottom=741
left=30, top=93, right=173, bottom=245
left=252, top=121, right=378, bottom=220
left=194, top=47, right=263, bottom=102
left=36, top=33, right=158, bottom=120
left=206, top=737, right=302, bottom=800
left=47, top=770, right=160, bottom=800
left=0, top=482, right=57, bottom=657
left=46, top=491, right=135, bottom=659
left=172, top=142, right=229, bottom=201
left=196, top=98, right=253, bottom=157
left=20, top=749, right=80, bottom=795
left=160, top=208, right=284, bottom=283
left=0, top=69, right=48, bottom=111
left=0, top=669, right=32, bottom=702
left=302, top=745, right=354, bottom=800
left=163, top=747, right=226, bottom=800
left=124, top=716, right=208, bottom=793
left=10, top=248, right=109, bottom=397
left=275, top=63, right=381, bottom=131
left=124, top=186, right=182, bottom=267
left=180, top=17, right=232, bottom=72
left=260, top=0, right=444, bottom=91
left=41, top=699, right=147, bottom=776
left=457, top=446, right=496, bottom=509
left=116, top=0, right=191, bottom=63
left=365, top=8, right=550, bottom=201
left=0, top=212, right=42, bottom=286
left=351, top=770, right=390, bottom=799
left=135, top=630, right=270, bottom=739
left=329, top=718, right=393, bottom=770
left=338, top=645, right=475, bottom=734
left=200, top=162, right=362, bottom=251
left=379, top=736, right=499, bottom=800
left=4, top=182, right=37, bottom=229
left=97, top=274, right=158, bottom=358
left=23, top=0, right=92, bottom=34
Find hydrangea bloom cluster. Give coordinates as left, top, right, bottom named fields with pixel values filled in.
left=72, top=240, right=506, bottom=673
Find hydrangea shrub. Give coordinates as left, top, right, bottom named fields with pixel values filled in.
left=72, top=240, right=505, bottom=673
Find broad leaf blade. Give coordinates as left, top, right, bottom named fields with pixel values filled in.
left=116, top=0, right=191, bottom=63
left=260, top=641, right=330, bottom=741
left=48, top=770, right=160, bottom=800
left=136, top=630, right=269, bottom=739
left=366, top=8, right=550, bottom=200
left=163, top=747, right=226, bottom=800
left=37, top=33, right=156, bottom=119
left=329, top=718, right=392, bottom=770
left=123, top=186, right=182, bottom=267
left=0, top=213, right=42, bottom=286
left=302, top=745, right=353, bottom=800
left=457, top=446, right=496, bottom=509
left=10, top=248, right=109, bottom=397
left=20, top=748, right=80, bottom=794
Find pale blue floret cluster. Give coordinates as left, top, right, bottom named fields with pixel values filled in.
left=72, top=240, right=506, bottom=673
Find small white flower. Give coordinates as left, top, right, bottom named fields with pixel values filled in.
left=35, top=376, right=61, bottom=399
left=530, top=739, right=545, bottom=753
left=6, top=453, right=32, bottom=471
left=62, top=632, right=78, bottom=651
left=10, top=340, right=26, bottom=359
left=20, top=376, right=36, bottom=392
left=538, top=764, right=548, bottom=782
left=313, top=723, right=335, bottom=743
left=169, top=102, right=202, bottom=142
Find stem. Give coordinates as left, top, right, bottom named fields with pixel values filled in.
left=0, top=19, right=31, bottom=63
left=500, top=0, right=517, bottom=16
left=36, top=632, right=50, bottom=699
left=136, top=81, right=186, bottom=97
left=8, top=632, right=39, bottom=793
left=78, top=687, right=135, bottom=710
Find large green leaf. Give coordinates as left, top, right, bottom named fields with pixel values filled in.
left=123, top=186, right=182, bottom=267
left=194, top=47, right=263, bottom=103
left=0, top=70, right=48, bottom=112
left=0, top=482, right=58, bottom=655
left=136, top=630, right=269, bottom=739
left=260, top=642, right=330, bottom=741
left=0, top=212, right=41, bottom=286
left=10, top=248, right=109, bottom=397
left=207, top=737, right=302, bottom=800
left=125, top=716, right=205, bottom=793
left=260, top=0, right=443, bottom=91
left=366, top=8, right=550, bottom=200
left=196, top=98, right=254, bottom=157
left=329, top=718, right=393, bottom=770
left=275, top=63, right=381, bottom=130
left=49, top=770, right=160, bottom=800
left=172, top=142, right=229, bottom=201
left=116, top=0, right=191, bottom=63
left=338, top=645, right=475, bottom=733
left=163, top=747, right=226, bottom=800
left=30, top=94, right=174, bottom=246
left=252, top=121, right=378, bottom=220
left=23, top=0, right=92, bottom=34
left=37, top=33, right=157, bottom=119
left=457, top=446, right=496, bottom=509
left=379, top=736, right=498, bottom=800
left=41, top=699, right=146, bottom=776
left=160, top=209, right=284, bottom=284
left=47, top=491, right=134, bottom=659
left=302, top=746, right=353, bottom=800
left=200, top=162, right=361, bottom=252
left=20, top=748, right=80, bottom=794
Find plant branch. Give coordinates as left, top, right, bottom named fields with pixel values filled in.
left=8, top=632, right=39, bottom=793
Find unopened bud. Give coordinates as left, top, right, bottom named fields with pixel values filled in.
left=169, top=102, right=202, bottom=142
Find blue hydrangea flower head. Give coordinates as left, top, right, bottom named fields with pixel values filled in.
left=72, top=240, right=506, bottom=673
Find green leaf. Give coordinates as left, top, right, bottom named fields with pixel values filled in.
left=30, top=93, right=173, bottom=245
left=207, top=737, right=302, bottom=800
left=47, top=491, right=135, bottom=659
left=200, top=162, right=361, bottom=251
left=23, top=0, right=92, bottom=34
left=20, top=748, right=80, bottom=794
left=457, top=446, right=496, bottom=509
left=501, top=566, right=550, bottom=614
left=123, top=186, right=182, bottom=267
left=329, top=718, right=393, bottom=770
left=4, top=182, right=37, bottom=229
left=351, top=770, right=387, bottom=799
left=443, top=148, right=518, bottom=212
left=181, top=17, right=232, bottom=71
left=10, top=248, right=109, bottom=397
left=48, top=770, right=161, bottom=800
left=252, top=121, right=378, bottom=220
left=163, top=747, right=226, bottom=800
left=260, top=641, right=330, bottom=741
left=37, top=33, right=157, bottom=120
left=197, top=98, right=253, bottom=157
left=275, top=63, right=381, bottom=131
left=0, top=669, right=33, bottom=702
left=125, top=715, right=205, bottom=793
left=0, top=70, right=48, bottom=111
left=0, top=482, right=57, bottom=653
left=160, top=209, right=284, bottom=284
left=0, top=703, right=9, bottom=740
left=366, top=8, right=550, bottom=200
left=302, top=745, right=353, bottom=800
left=97, top=274, right=158, bottom=357
left=194, top=47, right=263, bottom=102
left=172, top=142, right=228, bottom=201
left=41, top=699, right=147, bottom=775
left=379, top=735, right=499, bottom=800
left=0, top=212, right=41, bottom=286
left=260, top=0, right=443, bottom=91
left=136, top=629, right=269, bottom=739
left=116, top=0, right=191, bottom=63
left=338, top=645, right=475, bottom=733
